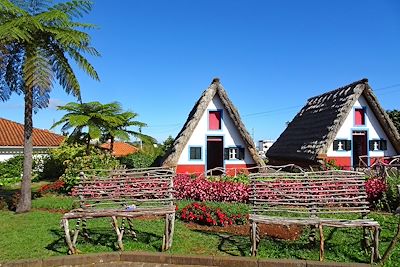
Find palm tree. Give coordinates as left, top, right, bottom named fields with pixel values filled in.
left=51, top=101, right=122, bottom=155
left=103, top=110, right=156, bottom=153
left=0, top=0, right=99, bottom=212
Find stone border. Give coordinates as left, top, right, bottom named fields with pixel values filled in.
left=0, top=252, right=371, bottom=267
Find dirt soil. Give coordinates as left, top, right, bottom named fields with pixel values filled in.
left=185, top=222, right=303, bottom=241
left=34, top=210, right=303, bottom=240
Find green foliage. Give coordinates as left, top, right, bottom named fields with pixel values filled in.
left=61, top=149, right=120, bottom=192
left=386, top=174, right=400, bottom=211
left=40, top=143, right=86, bottom=181
left=52, top=101, right=154, bottom=155
left=387, top=109, right=400, bottom=133
left=207, top=173, right=250, bottom=185
left=0, top=156, right=41, bottom=186
left=119, top=151, right=155, bottom=169
left=0, top=156, right=23, bottom=186
left=322, top=159, right=342, bottom=170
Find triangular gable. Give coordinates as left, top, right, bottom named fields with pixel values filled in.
left=267, top=79, right=400, bottom=162
left=162, top=78, right=264, bottom=167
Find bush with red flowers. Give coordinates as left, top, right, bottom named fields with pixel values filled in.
left=38, top=180, right=66, bottom=195
left=365, top=177, right=387, bottom=202
left=174, top=174, right=249, bottom=203
left=178, top=202, right=248, bottom=227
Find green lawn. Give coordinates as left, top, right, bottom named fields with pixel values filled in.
left=0, top=194, right=398, bottom=266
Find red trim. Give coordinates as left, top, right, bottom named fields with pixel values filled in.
left=225, top=164, right=257, bottom=176
left=325, top=157, right=352, bottom=170
left=176, top=165, right=205, bottom=174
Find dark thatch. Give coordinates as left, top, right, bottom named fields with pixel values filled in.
left=266, top=79, right=400, bottom=163
left=162, top=78, right=264, bottom=168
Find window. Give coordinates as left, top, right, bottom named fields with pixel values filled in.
left=229, top=148, right=238, bottom=159
left=189, top=147, right=202, bottom=160
left=224, top=147, right=245, bottom=160
left=355, top=108, right=366, bottom=126
left=333, top=140, right=351, bottom=151
left=209, top=110, right=222, bottom=130
left=369, top=140, right=387, bottom=151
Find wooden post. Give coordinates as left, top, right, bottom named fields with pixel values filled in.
left=72, top=219, right=81, bottom=246
left=250, top=221, right=259, bottom=256
left=167, top=213, right=175, bottom=249
left=111, top=216, right=124, bottom=251
left=319, top=224, right=324, bottom=261
left=62, top=219, right=76, bottom=254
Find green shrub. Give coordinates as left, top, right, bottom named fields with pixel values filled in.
left=0, top=156, right=24, bottom=186
left=0, top=197, right=8, bottom=210
left=40, top=143, right=87, bottom=181
left=207, top=173, right=250, bottom=185
left=386, top=174, right=400, bottom=210
left=119, top=151, right=156, bottom=168
left=61, top=151, right=121, bottom=192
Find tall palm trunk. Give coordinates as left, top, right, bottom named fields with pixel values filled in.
left=86, top=134, right=91, bottom=155
left=110, top=135, right=115, bottom=155
left=16, top=86, right=33, bottom=213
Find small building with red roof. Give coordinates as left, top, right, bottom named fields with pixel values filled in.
left=100, top=141, right=138, bottom=157
left=0, top=117, right=64, bottom=161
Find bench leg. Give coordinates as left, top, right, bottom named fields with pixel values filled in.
left=162, top=213, right=175, bottom=251
left=72, top=219, right=81, bottom=246
left=167, top=213, right=175, bottom=249
left=309, top=224, right=317, bottom=245
left=62, top=218, right=76, bottom=254
left=250, top=221, right=259, bottom=256
left=82, top=218, right=90, bottom=240
left=111, top=216, right=124, bottom=251
left=372, top=226, right=380, bottom=263
left=126, top=218, right=137, bottom=239
left=319, top=224, right=324, bottom=261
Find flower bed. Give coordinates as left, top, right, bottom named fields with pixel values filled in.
left=178, top=202, right=247, bottom=226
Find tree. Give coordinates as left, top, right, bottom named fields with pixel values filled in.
left=387, top=109, right=400, bottom=133
left=52, top=101, right=122, bottom=155
left=103, top=110, right=155, bottom=153
left=0, top=0, right=99, bottom=212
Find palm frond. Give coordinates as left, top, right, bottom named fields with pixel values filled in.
left=51, top=0, right=92, bottom=19
left=66, top=47, right=99, bottom=81
left=47, top=42, right=81, bottom=100
left=23, top=48, right=53, bottom=93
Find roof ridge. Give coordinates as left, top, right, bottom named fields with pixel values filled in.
left=307, top=78, right=368, bottom=102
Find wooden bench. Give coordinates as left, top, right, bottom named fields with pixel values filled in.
left=249, top=170, right=380, bottom=262
left=61, top=168, right=175, bottom=254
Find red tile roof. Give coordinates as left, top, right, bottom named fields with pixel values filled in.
left=0, top=118, right=64, bottom=147
left=100, top=142, right=139, bottom=157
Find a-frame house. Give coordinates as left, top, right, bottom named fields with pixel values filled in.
left=162, top=78, right=264, bottom=174
left=267, top=79, right=400, bottom=168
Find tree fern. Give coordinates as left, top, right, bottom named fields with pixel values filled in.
left=0, top=0, right=100, bottom=212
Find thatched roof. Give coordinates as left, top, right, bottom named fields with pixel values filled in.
left=266, top=78, right=400, bottom=162
left=162, top=78, right=264, bottom=167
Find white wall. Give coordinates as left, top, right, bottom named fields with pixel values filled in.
left=0, top=147, right=53, bottom=162
left=178, top=95, right=255, bottom=165
left=327, top=95, right=396, bottom=157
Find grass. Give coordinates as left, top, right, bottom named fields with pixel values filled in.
left=0, top=193, right=399, bottom=266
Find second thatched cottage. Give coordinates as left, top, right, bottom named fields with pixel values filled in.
left=267, top=79, right=400, bottom=169
left=162, top=78, right=264, bottom=175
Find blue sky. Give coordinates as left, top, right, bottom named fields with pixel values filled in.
left=1, top=0, right=400, bottom=143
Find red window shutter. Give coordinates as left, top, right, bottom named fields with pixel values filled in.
left=355, top=109, right=365, bottom=125
left=209, top=111, right=221, bottom=130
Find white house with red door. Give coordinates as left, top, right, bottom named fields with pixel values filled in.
left=161, top=78, right=264, bottom=175
left=266, top=79, right=400, bottom=169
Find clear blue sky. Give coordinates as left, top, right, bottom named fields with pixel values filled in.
left=1, top=0, right=400, bottom=143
